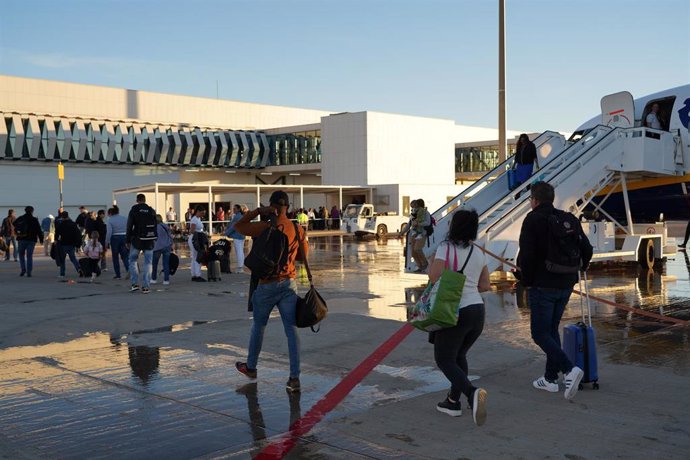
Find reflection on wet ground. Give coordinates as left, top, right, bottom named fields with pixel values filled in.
left=2, top=236, right=690, bottom=457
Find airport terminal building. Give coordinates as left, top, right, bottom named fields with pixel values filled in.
left=0, top=75, right=522, bottom=221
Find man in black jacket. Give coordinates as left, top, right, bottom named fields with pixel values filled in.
left=518, top=182, right=593, bottom=400
left=15, top=206, right=44, bottom=277
left=126, top=194, right=157, bottom=294
left=55, top=211, right=82, bottom=278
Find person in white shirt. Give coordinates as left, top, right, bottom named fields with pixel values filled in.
left=645, top=103, right=663, bottom=130
left=188, top=206, right=206, bottom=282
left=427, top=208, right=490, bottom=426
left=166, top=207, right=177, bottom=223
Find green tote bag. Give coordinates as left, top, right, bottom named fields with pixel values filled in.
left=409, top=243, right=473, bottom=331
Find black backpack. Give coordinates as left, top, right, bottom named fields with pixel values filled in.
left=244, top=220, right=290, bottom=279
left=14, top=216, right=29, bottom=238
left=135, top=206, right=157, bottom=241
left=545, top=209, right=583, bottom=274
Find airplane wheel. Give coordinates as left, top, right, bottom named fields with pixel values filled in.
left=638, top=239, right=654, bottom=269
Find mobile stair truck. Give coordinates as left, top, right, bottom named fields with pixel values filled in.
left=341, top=203, right=409, bottom=238
left=406, top=88, right=690, bottom=274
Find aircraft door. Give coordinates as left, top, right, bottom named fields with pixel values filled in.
left=601, top=91, right=635, bottom=128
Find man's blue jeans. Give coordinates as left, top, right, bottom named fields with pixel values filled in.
left=152, top=247, right=171, bottom=282
left=58, top=245, right=80, bottom=276
left=18, top=240, right=35, bottom=274
left=110, top=235, right=129, bottom=277
left=248, top=279, right=300, bottom=378
left=4, top=236, right=17, bottom=260
left=528, top=287, right=575, bottom=382
left=129, top=247, right=153, bottom=288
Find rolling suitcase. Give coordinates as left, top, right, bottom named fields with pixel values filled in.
left=563, top=271, right=599, bottom=390
left=507, top=169, right=519, bottom=190
left=208, top=259, right=221, bottom=281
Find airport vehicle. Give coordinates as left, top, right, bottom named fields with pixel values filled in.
left=341, top=204, right=409, bottom=237
left=406, top=86, right=690, bottom=273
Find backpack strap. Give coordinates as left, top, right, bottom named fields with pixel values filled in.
left=292, top=222, right=313, bottom=287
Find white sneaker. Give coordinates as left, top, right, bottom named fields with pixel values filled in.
left=162, top=281, right=170, bottom=286
left=564, top=366, right=584, bottom=400
left=533, top=377, right=559, bottom=393
left=150, top=279, right=157, bottom=284
left=472, top=388, right=487, bottom=427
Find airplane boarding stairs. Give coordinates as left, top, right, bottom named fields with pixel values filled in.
left=406, top=125, right=688, bottom=273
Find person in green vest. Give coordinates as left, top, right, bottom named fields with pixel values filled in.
left=296, top=208, right=308, bottom=231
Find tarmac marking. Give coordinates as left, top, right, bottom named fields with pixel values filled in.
left=254, top=322, right=415, bottom=459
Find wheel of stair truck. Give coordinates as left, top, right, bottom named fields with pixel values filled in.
left=376, top=224, right=387, bottom=238
left=637, top=238, right=655, bottom=269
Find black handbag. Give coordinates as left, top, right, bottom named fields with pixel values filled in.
left=293, top=223, right=327, bottom=332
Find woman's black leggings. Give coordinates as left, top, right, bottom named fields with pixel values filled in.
left=433, top=303, right=486, bottom=402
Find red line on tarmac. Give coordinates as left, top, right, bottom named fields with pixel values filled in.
left=254, top=322, right=415, bottom=459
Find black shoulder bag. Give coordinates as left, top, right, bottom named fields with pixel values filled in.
left=293, top=223, right=328, bottom=332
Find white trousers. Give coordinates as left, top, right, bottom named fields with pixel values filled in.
left=188, top=235, right=202, bottom=277
left=233, top=238, right=245, bottom=271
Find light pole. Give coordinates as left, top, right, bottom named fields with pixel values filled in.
left=57, top=162, right=64, bottom=209
left=498, top=0, right=507, bottom=163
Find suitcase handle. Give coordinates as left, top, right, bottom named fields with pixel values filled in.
left=577, top=270, right=592, bottom=327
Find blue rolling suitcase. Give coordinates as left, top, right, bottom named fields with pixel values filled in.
left=563, top=271, right=599, bottom=390
left=507, top=169, right=519, bottom=190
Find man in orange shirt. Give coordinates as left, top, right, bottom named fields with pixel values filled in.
left=234, top=191, right=308, bottom=392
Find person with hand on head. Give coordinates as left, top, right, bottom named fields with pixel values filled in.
left=233, top=191, right=309, bottom=393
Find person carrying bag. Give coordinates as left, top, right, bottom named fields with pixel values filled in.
left=415, top=209, right=491, bottom=426
left=293, top=222, right=327, bottom=332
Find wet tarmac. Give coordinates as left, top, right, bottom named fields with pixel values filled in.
left=1, top=236, right=690, bottom=458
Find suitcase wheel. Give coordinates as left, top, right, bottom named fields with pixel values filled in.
left=592, top=382, right=600, bottom=390
left=578, top=383, right=583, bottom=391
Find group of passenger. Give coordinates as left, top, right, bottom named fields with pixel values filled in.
left=1, top=195, right=251, bottom=290
left=400, top=184, right=594, bottom=426
left=291, top=206, right=341, bottom=231
left=3, top=184, right=595, bottom=427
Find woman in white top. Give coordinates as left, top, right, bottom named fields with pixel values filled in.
left=428, top=209, right=490, bottom=426
left=188, top=205, right=206, bottom=282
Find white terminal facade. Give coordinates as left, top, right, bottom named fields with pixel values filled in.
left=0, top=75, right=524, bottom=220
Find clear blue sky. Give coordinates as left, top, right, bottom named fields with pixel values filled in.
left=1, top=0, right=688, bottom=132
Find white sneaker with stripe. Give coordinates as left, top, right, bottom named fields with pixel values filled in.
left=533, top=376, right=559, bottom=393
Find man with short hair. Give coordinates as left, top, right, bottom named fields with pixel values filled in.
left=15, top=206, right=43, bottom=277
left=518, top=181, right=593, bottom=400
left=126, top=194, right=157, bottom=294
left=41, top=214, right=55, bottom=256
left=225, top=204, right=246, bottom=273
left=75, top=206, right=89, bottom=231
left=234, top=191, right=309, bottom=393
left=106, top=206, right=129, bottom=279
left=55, top=211, right=82, bottom=278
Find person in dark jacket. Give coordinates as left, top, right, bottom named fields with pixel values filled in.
left=1, top=209, right=17, bottom=261
left=96, top=210, right=108, bottom=271
left=15, top=206, right=44, bottom=277
left=55, top=211, right=82, bottom=278
left=513, top=133, right=538, bottom=186
left=126, top=194, right=157, bottom=293
left=518, top=181, right=593, bottom=400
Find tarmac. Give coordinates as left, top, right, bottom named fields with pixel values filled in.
left=1, top=230, right=690, bottom=459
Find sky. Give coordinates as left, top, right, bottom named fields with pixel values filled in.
left=0, top=0, right=688, bottom=132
